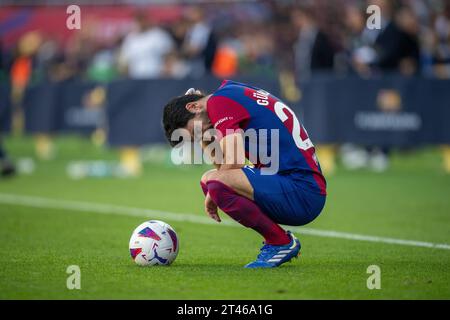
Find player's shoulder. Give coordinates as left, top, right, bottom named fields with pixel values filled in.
left=208, top=80, right=243, bottom=106
left=212, top=80, right=258, bottom=96
left=206, top=81, right=252, bottom=122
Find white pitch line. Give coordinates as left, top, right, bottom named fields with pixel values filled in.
left=0, top=192, right=449, bottom=251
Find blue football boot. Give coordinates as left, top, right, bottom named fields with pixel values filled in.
left=245, top=231, right=301, bottom=268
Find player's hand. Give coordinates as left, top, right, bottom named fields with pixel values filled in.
left=185, top=88, right=202, bottom=95
left=204, top=193, right=221, bottom=223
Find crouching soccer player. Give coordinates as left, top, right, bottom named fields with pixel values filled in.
left=162, top=80, right=326, bottom=268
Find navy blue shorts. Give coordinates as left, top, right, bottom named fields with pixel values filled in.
left=242, top=166, right=326, bottom=226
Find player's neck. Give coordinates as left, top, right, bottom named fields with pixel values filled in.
left=202, top=94, right=213, bottom=111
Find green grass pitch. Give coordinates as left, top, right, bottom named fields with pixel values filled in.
left=0, top=136, right=449, bottom=299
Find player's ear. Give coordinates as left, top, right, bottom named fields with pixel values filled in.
left=185, top=101, right=202, bottom=114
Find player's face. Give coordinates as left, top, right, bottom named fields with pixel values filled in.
left=185, top=111, right=213, bottom=140
left=184, top=97, right=213, bottom=139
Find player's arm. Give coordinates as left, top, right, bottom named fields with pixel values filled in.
left=201, top=140, right=221, bottom=170
left=203, top=132, right=245, bottom=223
left=206, top=95, right=250, bottom=171
left=218, top=132, right=246, bottom=171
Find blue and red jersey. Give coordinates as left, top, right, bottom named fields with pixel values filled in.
left=206, top=80, right=326, bottom=195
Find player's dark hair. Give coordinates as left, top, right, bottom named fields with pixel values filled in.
left=162, top=94, right=204, bottom=147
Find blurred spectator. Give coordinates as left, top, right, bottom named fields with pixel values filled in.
left=181, top=7, right=217, bottom=77
left=87, top=41, right=120, bottom=83
left=162, top=51, right=190, bottom=79
left=372, top=1, right=420, bottom=75
left=343, top=4, right=378, bottom=76
left=237, top=25, right=276, bottom=76
left=10, top=31, right=41, bottom=92
left=212, top=44, right=238, bottom=78
left=9, top=31, right=43, bottom=134
left=118, top=12, right=174, bottom=79
left=34, top=36, right=61, bottom=81
left=394, top=6, right=421, bottom=75
left=271, top=4, right=297, bottom=73
left=291, top=5, right=336, bottom=80
left=343, top=1, right=421, bottom=77
left=432, top=3, right=450, bottom=78
left=0, top=40, right=8, bottom=82
left=63, top=24, right=98, bottom=80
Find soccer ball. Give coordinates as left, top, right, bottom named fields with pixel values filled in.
left=129, top=220, right=179, bottom=266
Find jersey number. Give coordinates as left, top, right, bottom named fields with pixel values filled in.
left=274, top=101, right=314, bottom=151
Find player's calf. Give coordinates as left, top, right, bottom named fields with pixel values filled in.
left=205, top=180, right=290, bottom=246
left=200, top=169, right=217, bottom=196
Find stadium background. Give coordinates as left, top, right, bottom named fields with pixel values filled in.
left=0, top=0, right=449, bottom=299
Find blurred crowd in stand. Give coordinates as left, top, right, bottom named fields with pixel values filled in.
left=2, top=0, right=450, bottom=87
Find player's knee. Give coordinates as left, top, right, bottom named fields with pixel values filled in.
left=203, top=170, right=239, bottom=194
left=200, top=169, right=217, bottom=184
left=206, top=171, right=232, bottom=190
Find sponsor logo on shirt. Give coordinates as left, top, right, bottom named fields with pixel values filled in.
left=214, top=116, right=234, bottom=128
